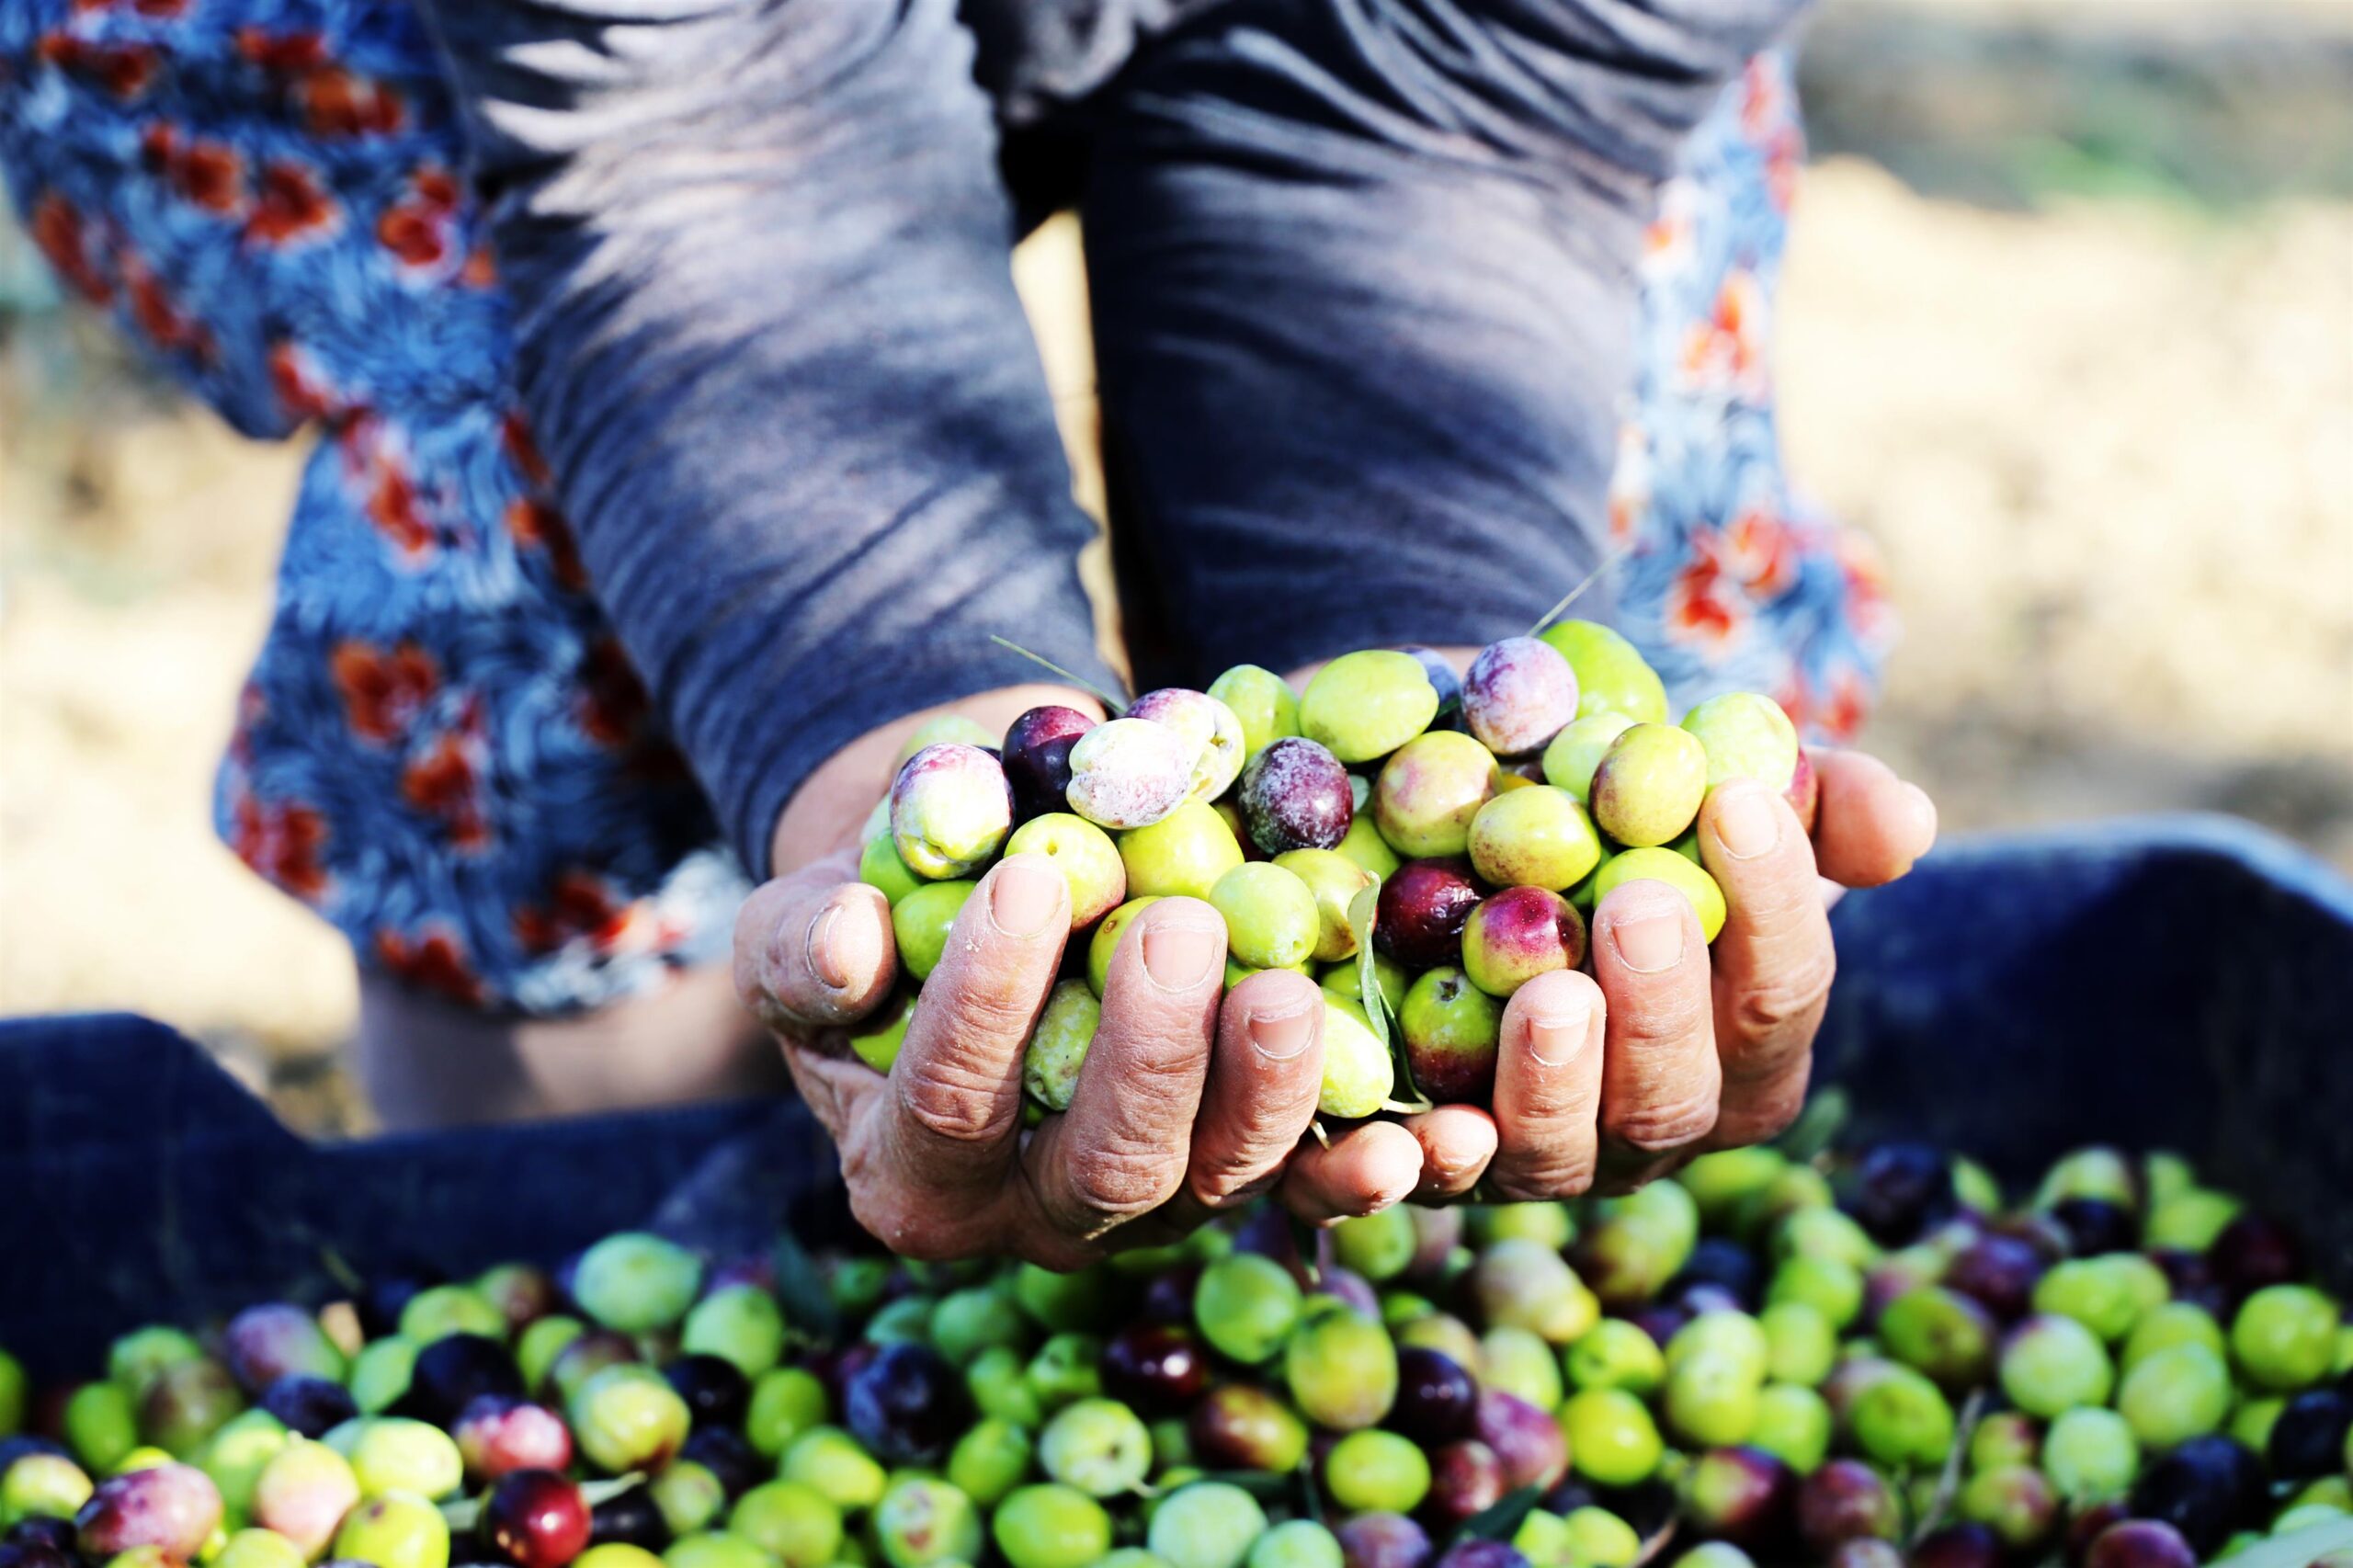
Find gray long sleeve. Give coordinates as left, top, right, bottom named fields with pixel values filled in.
left=415, top=0, right=1121, bottom=879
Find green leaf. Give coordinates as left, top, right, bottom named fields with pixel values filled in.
left=769, top=1227, right=841, bottom=1344
left=1452, top=1483, right=1542, bottom=1545
left=1775, top=1085, right=1849, bottom=1165
left=987, top=635, right=1130, bottom=716
left=1191, top=1471, right=1299, bottom=1503
left=2215, top=1519, right=2353, bottom=1567
left=1347, top=879, right=1388, bottom=1051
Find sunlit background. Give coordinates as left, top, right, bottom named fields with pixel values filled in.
left=4, top=0, right=2349, bottom=1131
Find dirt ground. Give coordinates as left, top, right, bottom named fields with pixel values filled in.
left=3, top=7, right=2349, bottom=1125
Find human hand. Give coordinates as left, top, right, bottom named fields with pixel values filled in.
left=735, top=689, right=1393, bottom=1265
left=1394, top=745, right=1937, bottom=1206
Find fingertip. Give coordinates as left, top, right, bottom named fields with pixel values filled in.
left=1505, top=966, right=1604, bottom=1046
left=1287, top=1120, right=1423, bottom=1222
left=1223, top=967, right=1324, bottom=1056
left=1405, top=1105, right=1498, bottom=1202
left=1594, top=877, right=1702, bottom=979
left=1896, top=780, right=1938, bottom=864
left=1123, top=896, right=1226, bottom=994
left=982, top=852, right=1071, bottom=940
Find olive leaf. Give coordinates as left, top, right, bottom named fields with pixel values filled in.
left=1775, top=1085, right=1849, bottom=1165
left=987, top=635, right=1130, bottom=717
left=1450, top=1483, right=1542, bottom=1546
left=1191, top=1471, right=1300, bottom=1503
left=1347, top=878, right=1389, bottom=1051
left=1522, top=541, right=1634, bottom=639
left=768, top=1226, right=842, bottom=1344
left=2214, top=1518, right=2353, bottom=1567
left=1352, top=875, right=1435, bottom=1116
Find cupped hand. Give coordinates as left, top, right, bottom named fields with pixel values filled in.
left=733, top=846, right=1342, bottom=1267
left=1391, top=745, right=1938, bottom=1206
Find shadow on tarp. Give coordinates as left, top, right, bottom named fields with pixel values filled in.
left=3, top=812, right=2347, bottom=1380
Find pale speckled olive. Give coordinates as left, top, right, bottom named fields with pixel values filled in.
left=891, top=744, right=1015, bottom=879
left=1127, top=688, right=1247, bottom=802
left=1065, top=719, right=1195, bottom=831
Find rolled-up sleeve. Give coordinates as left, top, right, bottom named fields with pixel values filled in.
left=415, top=0, right=1120, bottom=878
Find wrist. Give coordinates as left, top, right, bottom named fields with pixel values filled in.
left=767, top=683, right=1107, bottom=881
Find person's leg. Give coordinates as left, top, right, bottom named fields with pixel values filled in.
left=355, top=965, right=784, bottom=1131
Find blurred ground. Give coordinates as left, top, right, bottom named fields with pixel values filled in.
left=2, top=0, right=2349, bottom=1129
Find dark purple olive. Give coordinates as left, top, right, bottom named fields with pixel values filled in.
left=1420, top=1439, right=1505, bottom=1530
left=1099, top=1324, right=1208, bottom=1416
left=1141, top=1265, right=1204, bottom=1326
left=357, top=1273, right=438, bottom=1339
left=2050, top=1197, right=2139, bottom=1256
left=261, top=1374, right=360, bottom=1439
left=1841, top=1142, right=1956, bottom=1245
left=1666, top=1237, right=1761, bottom=1310
left=1375, top=859, right=1484, bottom=971
left=1336, top=1511, right=1432, bottom=1568
left=1796, top=1459, right=1902, bottom=1555
left=1387, top=1347, right=1479, bottom=1446
left=479, top=1469, right=590, bottom=1568
left=2128, top=1435, right=2266, bottom=1557
left=677, top=1426, right=763, bottom=1497
left=663, top=1355, right=749, bottom=1430
left=1239, top=737, right=1355, bottom=855
left=1908, top=1522, right=2003, bottom=1568
left=2206, top=1213, right=2305, bottom=1301
left=1944, top=1233, right=2046, bottom=1323
left=5, top=1520, right=77, bottom=1555
left=843, top=1342, right=970, bottom=1467
left=1002, top=706, right=1097, bottom=821
left=402, top=1335, right=524, bottom=1427
left=2084, top=1521, right=2199, bottom=1568
left=2268, top=1387, right=2353, bottom=1479
left=585, top=1486, right=668, bottom=1552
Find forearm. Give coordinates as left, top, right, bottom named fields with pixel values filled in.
left=416, top=0, right=1120, bottom=879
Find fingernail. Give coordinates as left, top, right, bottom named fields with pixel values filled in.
left=1612, top=909, right=1684, bottom=973
left=1247, top=1001, right=1315, bottom=1061
left=806, top=902, right=851, bottom=989
left=1527, top=994, right=1589, bottom=1067
left=1899, top=782, right=1938, bottom=847
left=1712, top=786, right=1780, bottom=860
left=1142, top=918, right=1221, bottom=990
left=990, top=858, right=1063, bottom=937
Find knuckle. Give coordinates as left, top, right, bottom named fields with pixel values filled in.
left=1067, top=1137, right=1180, bottom=1221
left=1730, top=948, right=1836, bottom=1041
left=1607, top=1092, right=1722, bottom=1153
left=1489, top=1158, right=1597, bottom=1203
left=898, top=1061, right=1017, bottom=1144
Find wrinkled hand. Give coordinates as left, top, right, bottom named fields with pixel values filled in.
left=1390, top=746, right=1938, bottom=1206
left=735, top=849, right=1367, bottom=1266
left=734, top=680, right=1418, bottom=1264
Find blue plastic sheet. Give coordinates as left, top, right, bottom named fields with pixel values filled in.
left=2, top=812, right=2346, bottom=1379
